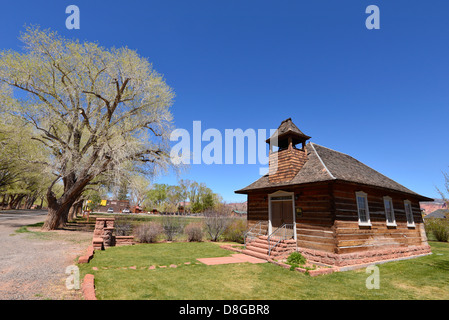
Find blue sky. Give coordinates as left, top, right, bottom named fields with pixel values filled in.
left=1, top=1, right=448, bottom=202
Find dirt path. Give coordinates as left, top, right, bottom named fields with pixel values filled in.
left=0, top=210, right=92, bottom=300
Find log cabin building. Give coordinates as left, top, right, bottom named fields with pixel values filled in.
left=235, top=118, right=432, bottom=267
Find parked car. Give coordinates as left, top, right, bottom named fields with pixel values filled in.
left=122, top=208, right=130, bottom=214
left=107, top=207, right=114, bottom=213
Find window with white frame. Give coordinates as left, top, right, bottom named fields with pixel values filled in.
left=383, top=196, right=396, bottom=226
left=355, top=191, right=371, bottom=226
left=404, top=200, right=415, bottom=227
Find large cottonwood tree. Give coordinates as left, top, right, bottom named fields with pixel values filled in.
left=0, top=27, right=175, bottom=229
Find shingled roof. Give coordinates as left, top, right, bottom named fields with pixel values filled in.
left=266, top=118, right=311, bottom=145
left=424, top=209, right=449, bottom=219
left=235, top=142, right=432, bottom=200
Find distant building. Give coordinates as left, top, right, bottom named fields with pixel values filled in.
left=97, top=200, right=130, bottom=213
left=424, top=209, right=449, bottom=220
left=131, top=205, right=144, bottom=214
left=231, top=210, right=247, bottom=217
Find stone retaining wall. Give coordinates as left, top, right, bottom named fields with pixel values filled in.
left=92, top=217, right=135, bottom=250
left=115, top=236, right=135, bottom=246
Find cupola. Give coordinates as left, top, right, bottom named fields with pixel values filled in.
left=266, top=118, right=311, bottom=183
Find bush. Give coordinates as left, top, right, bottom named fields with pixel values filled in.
left=184, top=223, right=203, bottom=242
left=162, top=216, right=185, bottom=241
left=425, top=218, right=449, bottom=242
left=134, top=222, right=163, bottom=243
left=203, top=206, right=232, bottom=241
left=286, top=252, right=306, bottom=266
left=222, top=218, right=247, bottom=243
left=114, top=217, right=133, bottom=236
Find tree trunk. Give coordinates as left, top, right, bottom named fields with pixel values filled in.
left=68, top=205, right=75, bottom=222
left=43, top=205, right=65, bottom=230
left=6, top=194, right=15, bottom=209
left=8, top=194, right=25, bottom=210
left=42, top=188, right=76, bottom=229
left=13, top=195, right=25, bottom=209
left=42, top=177, right=92, bottom=230
left=43, top=198, right=78, bottom=230
left=75, top=199, right=84, bottom=217
left=68, top=199, right=83, bottom=221
left=24, top=194, right=37, bottom=209
left=0, top=194, right=6, bottom=209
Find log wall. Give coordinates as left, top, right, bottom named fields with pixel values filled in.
left=294, top=183, right=336, bottom=253
left=247, top=193, right=269, bottom=235
left=247, top=183, right=336, bottom=253
left=333, top=182, right=427, bottom=254
left=246, top=181, right=428, bottom=257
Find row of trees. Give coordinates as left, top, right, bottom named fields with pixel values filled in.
left=0, top=116, right=60, bottom=210
left=144, top=179, right=221, bottom=213
left=86, top=178, right=222, bottom=214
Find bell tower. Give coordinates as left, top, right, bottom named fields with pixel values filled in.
left=266, top=118, right=311, bottom=183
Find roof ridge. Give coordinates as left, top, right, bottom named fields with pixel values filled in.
left=309, top=142, right=336, bottom=180
left=309, top=142, right=352, bottom=157
left=310, top=142, right=385, bottom=173
left=310, top=142, right=417, bottom=194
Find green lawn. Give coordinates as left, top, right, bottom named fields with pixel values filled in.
left=78, top=241, right=449, bottom=300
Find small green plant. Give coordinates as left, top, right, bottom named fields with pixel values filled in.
left=289, top=263, right=299, bottom=271
left=286, top=252, right=306, bottom=266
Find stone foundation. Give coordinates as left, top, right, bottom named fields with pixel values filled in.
left=298, top=244, right=432, bottom=267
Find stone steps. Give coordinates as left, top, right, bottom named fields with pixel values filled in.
left=246, top=245, right=269, bottom=255
left=244, top=235, right=297, bottom=260
left=242, top=249, right=270, bottom=261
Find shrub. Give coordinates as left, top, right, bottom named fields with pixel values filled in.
left=222, top=218, right=247, bottom=243
left=184, top=223, right=203, bottom=242
left=425, top=218, right=449, bottom=242
left=162, top=216, right=185, bottom=241
left=203, top=206, right=232, bottom=241
left=286, top=252, right=306, bottom=266
left=114, top=217, right=133, bottom=236
left=134, top=222, right=163, bottom=243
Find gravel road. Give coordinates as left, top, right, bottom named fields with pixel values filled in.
left=0, top=210, right=92, bottom=300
